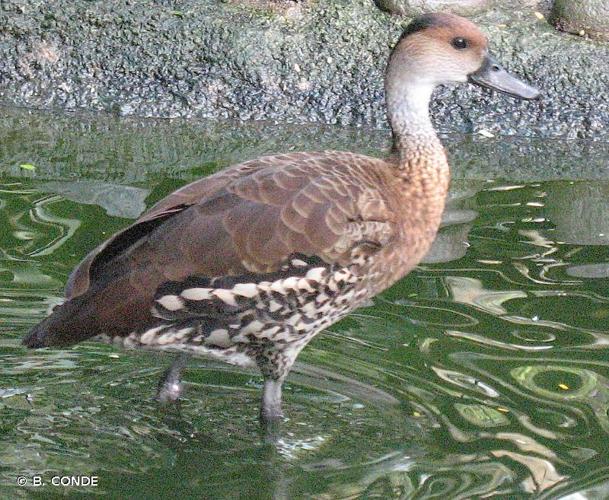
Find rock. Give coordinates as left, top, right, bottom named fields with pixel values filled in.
left=0, top=0, right=608, bottom=139
left=374, top=0, right=493, bottom=17
left=226, top=0, right=308, bottom=12
left=551, top=0, right=609, bottom=41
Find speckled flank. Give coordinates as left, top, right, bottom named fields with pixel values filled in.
left=107, top=254, right=371, bottom=378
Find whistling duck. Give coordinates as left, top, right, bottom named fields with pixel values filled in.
left=23, top=13, right=539, bottom=422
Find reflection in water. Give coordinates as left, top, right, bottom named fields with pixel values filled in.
left=544, top=182, right=609, bottom=246
left=567, top=263, right=609, bottom=279
left=446, top=276, right=527, bottom=315
left=38, top=181, right=150, bottom=219
left=455, top=403, right=509, bottom=427
left=28, top=195, right=81, bottom=257
left=491, top=449, right=564, bottom=493
left=423, top=180, right=481, bottom=265
left=2, top=144, right=609, bottom=496
left=512, top=364, right=609, bottom=434
left=423, top=220, right=473, bottom=265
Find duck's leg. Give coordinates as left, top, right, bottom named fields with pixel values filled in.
left=260, top=376, right=286, bottom=443
left=261, top=377, right=284, bottom=422
left=157, top=353, right=190, bottom=404
left=257, top=349, right=294, bottom=424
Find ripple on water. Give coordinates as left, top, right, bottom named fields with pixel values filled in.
left=3, top=162, right=609, bottom=496
left=0, top=343, right=432, bottom=496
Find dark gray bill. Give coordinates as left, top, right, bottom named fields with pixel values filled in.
left=469, top=54, right=540, bottom=100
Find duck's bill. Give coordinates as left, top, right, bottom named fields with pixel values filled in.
left=469, top=54, right=540, bottom=100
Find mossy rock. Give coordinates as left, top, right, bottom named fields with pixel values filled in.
left=551, top=0, right=609, bottom=41
left=0, top=0, right=608, bottom=139
left=374, top=0, right=493, bottom=16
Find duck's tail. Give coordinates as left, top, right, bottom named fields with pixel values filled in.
left=22, top=292, right=100, bottom=348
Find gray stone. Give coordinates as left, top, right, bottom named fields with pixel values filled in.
left=551, top=0, right=609, bottom=41
left=375, top=0, right=493, bottom=17
left=0, top=0, right=608, bottom=139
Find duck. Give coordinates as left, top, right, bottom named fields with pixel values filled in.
left=23, top=13, right=539, bottom=422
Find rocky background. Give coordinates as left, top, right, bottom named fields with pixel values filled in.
left=0, top=0, right=608, bottom=139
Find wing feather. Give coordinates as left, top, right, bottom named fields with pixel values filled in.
left=27, top=151, right=399, bottom=346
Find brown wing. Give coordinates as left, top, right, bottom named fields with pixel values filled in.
left=24, top=151, right=397, bottom=347
left=65, top=152, right=279, bottom=299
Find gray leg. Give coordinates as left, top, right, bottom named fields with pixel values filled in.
left=157, top=353, right=190, bottom=404
left=261, top=378, right=284, bottom=423
left=256, top=348, right=298, bottom=424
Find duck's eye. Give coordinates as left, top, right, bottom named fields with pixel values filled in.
left=451, top=37, right=469, bottom=50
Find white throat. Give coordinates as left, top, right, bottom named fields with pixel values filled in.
left=386, top=80, right=434, bottom=135
left=385, top=74, right=440, bottom=161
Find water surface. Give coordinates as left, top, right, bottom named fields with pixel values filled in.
left=1, top=108, right=609, bottom=498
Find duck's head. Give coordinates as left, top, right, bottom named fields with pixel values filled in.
left=386, top=13, right=539, bottom=104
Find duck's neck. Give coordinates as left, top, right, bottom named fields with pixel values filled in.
left=387, top=83, right=438, bottom=156
left=384, top=64, right=448, bottom=183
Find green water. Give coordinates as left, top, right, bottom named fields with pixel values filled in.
left=2, top=108, right=609, bottom=498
